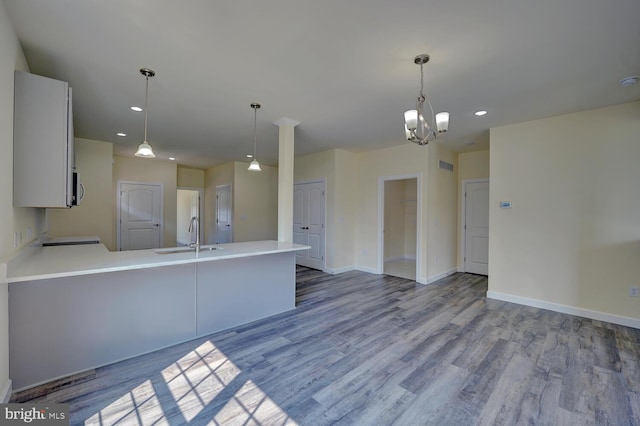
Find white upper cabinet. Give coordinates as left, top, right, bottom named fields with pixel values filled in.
left=13, top=71, right=75, bottom=208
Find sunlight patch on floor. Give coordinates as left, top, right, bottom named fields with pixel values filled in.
left=162, top=340, right=241, bottom=422
left=84, top=379, right=167, bottom=425
left=211, top=380, right=298, bottom=426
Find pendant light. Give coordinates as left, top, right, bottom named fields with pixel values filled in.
left=135, top=68, right=156, bottom=158
left=248, top=103, right=262, bottom=171
left=404, top=54, right=449, bottom=145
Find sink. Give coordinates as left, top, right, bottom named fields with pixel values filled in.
left=200, top=245, right=223, bottom=251
left=154, top=245, right=223, bottom=254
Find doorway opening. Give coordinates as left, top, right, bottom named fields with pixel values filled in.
left=177, top=188, right=203, bottom=246
left=379, top=175, right=420, bottom=281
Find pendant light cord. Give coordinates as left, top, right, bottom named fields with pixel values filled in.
left=253, top=106, right=257, bottom=160
left=144, top=75, right=149, bottom=142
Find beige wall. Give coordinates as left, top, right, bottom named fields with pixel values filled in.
left=0, top=2, right=43, bottom=399
left=204, top=162, right=234, bottom=244
left=177, top=166, right=205, bottom=188
left=47, top=138, right=114, bottom=249
left=457, top=150, right=490, bottom=267
left=333, top=149, right=357, bottom=270
left=404, top=178, right=418, bottom=258
left=384, top=180, right=409, bottom=260
left=233, top=162, right=278, bottom=242
left=427, top=143, right=458, bottom=281
left=295, top=149, right=357, bottom=273
left=458, top=150, right=490, bottom=181
left=489, top=101, right=640, bottom=322
left=355, top=144, right=429, bottom=281
left=113, top=156, right=178, bottom=248
left=204, top=161, right=277, bottom=244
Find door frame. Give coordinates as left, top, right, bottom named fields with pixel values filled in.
left=377, top=173, right=423, bottom=283
left=294, top=178, right=327, bottom=271
left=460, top=178, right=489, bottom=273
left=177, top=186, right=204, bottom=245
left=116, top=180, right=164, bottom=251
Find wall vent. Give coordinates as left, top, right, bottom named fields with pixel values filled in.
left=439, top=160, right=454, bottom=172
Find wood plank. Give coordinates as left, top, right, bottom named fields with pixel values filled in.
left=11, top=270, right=640, bottom=426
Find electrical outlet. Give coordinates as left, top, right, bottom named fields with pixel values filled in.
left=630, top=287, right=639, bottom=297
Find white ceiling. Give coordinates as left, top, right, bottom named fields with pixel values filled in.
left=4, top=0, right=640, bottom=169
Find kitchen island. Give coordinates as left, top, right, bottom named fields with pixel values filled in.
left=5, top=240, right=309, bottom=390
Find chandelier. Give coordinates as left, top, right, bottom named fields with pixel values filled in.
left=404, top=54, right=449, bottom=145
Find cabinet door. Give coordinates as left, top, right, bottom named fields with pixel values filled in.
left=13, top=71, right=72, bottom=208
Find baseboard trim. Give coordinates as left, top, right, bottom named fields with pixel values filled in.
left=1, top=379, right=12, bottom=403
left=355, top=266, right=378, bottom=274
left=486, top=291, right=640, bottom=329
left=427, top=268, right=458, bottom=284
left=324, top=265, right=356, bottom=274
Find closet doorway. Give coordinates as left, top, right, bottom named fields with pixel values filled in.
left=380, top=176, right=419, bottom=281
left=176, top=188, right=203, bottom=246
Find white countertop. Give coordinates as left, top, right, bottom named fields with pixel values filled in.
left=6, top=240, right=309, bottom=283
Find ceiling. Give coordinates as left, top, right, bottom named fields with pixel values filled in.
left=4, top=0, right=640, bottom=169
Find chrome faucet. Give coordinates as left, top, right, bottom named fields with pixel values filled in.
left=188, top=216, right=200, bottom=253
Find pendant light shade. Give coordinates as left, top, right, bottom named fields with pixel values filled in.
left=135, top=68, right=156, bottom=158
left=248, top=103, right=261, bottom=171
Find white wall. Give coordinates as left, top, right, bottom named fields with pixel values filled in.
left=489, top=101, right=640, bottom=324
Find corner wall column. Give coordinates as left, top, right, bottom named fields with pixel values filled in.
left=273, top=117, right=300, bottom=242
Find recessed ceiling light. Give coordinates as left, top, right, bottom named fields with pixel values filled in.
left=169, top=157, right=176, bottom=161
left=619, top=76, right=639, bottom=87
left=130, top=106, right=143, bottom=112
left=246, top=154, right=253, bottom=158
left=116, top=132, right=126, bottom=137
left=474, top=110, right=488, bottom=116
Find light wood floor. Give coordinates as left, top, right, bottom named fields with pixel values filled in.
left=13, top=269, right=640, bottom=425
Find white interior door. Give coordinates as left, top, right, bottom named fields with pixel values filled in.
left=464, top=180, right=490, bottom=275
left=216, top=184, right=232, bottom=244
left=119, top=182, right=162, bottom=251
left=293, top=181, right=325, bottom=270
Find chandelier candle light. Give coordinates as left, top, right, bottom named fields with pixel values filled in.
left=404, top=54, right=449, bottom=145
left=135, top=68, right=156, bottom=158
left=248, top=103, right=262, bottom=171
